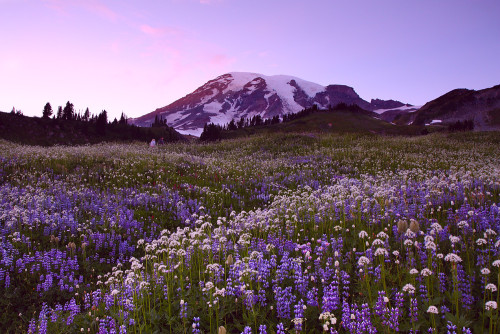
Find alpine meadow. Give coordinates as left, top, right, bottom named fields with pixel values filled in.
left=2, top=0, right=500, bottom=333
left=1, top=132, right=499, bottom=333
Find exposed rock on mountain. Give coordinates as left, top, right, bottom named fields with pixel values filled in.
left=131, top=72, right=407, bottom=136
left=411, top=85, right=500, bottom=130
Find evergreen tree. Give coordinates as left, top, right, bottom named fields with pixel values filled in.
left=119, top=112, right=127, bottom=125
left=57, top=106, right=63, bottom=119
left=237, top=116, right=245, bottom=129
left=42, top=102, right=53, bottom=119
left=62, top=101, right=75, bottom=120
left=227, top=119, right=237, bottom=131
left=200, top=123, right=222, bottom=141
left=96, top=110, right=108, bottom=135
left=83, top=108, right=90, bottom=122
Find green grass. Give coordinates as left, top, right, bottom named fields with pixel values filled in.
left=220, top=110, right=429, bottom=139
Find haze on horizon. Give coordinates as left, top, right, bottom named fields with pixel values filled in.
left=1, top=0, right=499, bottom=121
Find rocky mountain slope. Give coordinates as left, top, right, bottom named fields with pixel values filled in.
left=131, top=72, right=409, bottom=136
left=410, top=85, right=500, bottom=130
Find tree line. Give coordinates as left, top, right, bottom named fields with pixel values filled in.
left=3, top=101, right=183, bottom=144
left=199, top=103, right=366, bottom=141
left=448, top=119, right=474, bottom=132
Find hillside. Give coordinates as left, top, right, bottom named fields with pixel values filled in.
left=0, top=112, right=183, bottom=146
left=205, top=107, right=431, bottom=140
left=411, top=84, right=500, bottom=129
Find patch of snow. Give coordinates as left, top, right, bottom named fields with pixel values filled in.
left=226, top=72, right=263, bottom=92
left=373, top=105, right=421, bottom=115
left=176, top=128, right=203, bottom=137
left=226, top=72, right=326, bottom=113
left=203, top=101, right=223, bottom=113
left=430, top=119, right=442, bottom=124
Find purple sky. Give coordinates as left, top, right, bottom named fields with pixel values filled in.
left=1, top=0, right=499, bottom=120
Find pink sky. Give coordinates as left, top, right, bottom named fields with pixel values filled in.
left=1, top=0, right=499, bottom=121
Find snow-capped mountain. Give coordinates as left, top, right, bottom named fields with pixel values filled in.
left=131, top=72, right=409, bottom=136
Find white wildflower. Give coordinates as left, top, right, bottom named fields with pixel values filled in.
left=421, top=268, right=433, bottom=277
left=358, top=256, right=370, bottom=267
left=485, top=301, right=498, bottom=310
left=444, top=253, right=462, bottom=263
left=402, top=283, right=416, bottom=295
left=427, top=306, right=438, bottom=314
left=359, top=231, right=368, bottom=239
left=476, top=238, right=488, bottom=246
left=374, top=248, right=388, bottom=257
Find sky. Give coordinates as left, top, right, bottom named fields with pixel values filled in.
left=1, top=0, right=499, bottom=121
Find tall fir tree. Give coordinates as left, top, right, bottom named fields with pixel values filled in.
left=42, top=102, right=53, bottom=119
left=62, top=101, right=74, bottom=120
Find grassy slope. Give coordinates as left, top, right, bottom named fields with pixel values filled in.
left=220, top=110, right=431, bottom=139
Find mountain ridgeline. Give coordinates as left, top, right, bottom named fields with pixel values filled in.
left=130, top=72, right=410, bottom=136
left=131, top=72, right=500, bottom=136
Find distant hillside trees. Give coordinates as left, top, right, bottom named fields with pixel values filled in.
left=42, top=103, right=53, bottom=119
left=11, top=107, right=23, bottom=116
left=96, top=110, right=108, bottom=135
left=448, top=119, right=474, bottom=132
left=199, top=102, right=375, bottom=141
left=62, top=101, right=75, bottom=120
left=83, top=108, right=90, bottom=122
left=200, top=123, right=222, bottom=141
left=56, top=106, right=63, bottom=119
left=119, top=112, right=127, bottom=125
left=152, top=114, right=168, bottom=127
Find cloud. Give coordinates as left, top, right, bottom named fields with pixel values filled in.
left=199, top=0, right=222, bottom=4
left=83, top=1, right=120, bottom=22
left=209, top=54, right=235, bottom=67
left=140, top=24, right=181, bottom=37
left=41, top=0, right=69, bottom=15
left=42, top=0, right=120, bottom=22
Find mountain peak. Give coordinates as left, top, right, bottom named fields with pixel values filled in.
left=131, top=72, right=406, bottom=136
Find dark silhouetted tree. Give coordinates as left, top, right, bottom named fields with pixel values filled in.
left=119, top=112, right=127, bottom=125
left=62, top=101, right=75, bottom=120
left=227, top=119, right=237, bottom=130
left=96, top=110, right=108, bottom=135
left=200, top=123, right=222, bottom=141
left=57, top=106, right=63, bottom=119
left=42, top=102, right=53, bottom=119
left=83, top=108, right=90, bottom=122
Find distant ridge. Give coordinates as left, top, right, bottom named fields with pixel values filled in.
left=410, top=85, right=500, bottom=130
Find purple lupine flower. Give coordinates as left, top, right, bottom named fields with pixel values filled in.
left=293, top=299, right=305, bottom=332
left=409, top=297, right=418, bottom=323
left=274, top=285, right=295, bottom=319
left=446, top=321, right=457, bottom=334
left=192, top=317, right=200, bottom=334
left=241, top=326, right=252, bottom=334
left=322, top=280, right=340, bottom=312
left=180, top=300, right=187, bottom=319
left=276, top=323, right=285, bottom=334
left=258, top=324, right=267, bottom=334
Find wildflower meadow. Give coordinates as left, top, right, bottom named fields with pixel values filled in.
left=1, top=132, right=499, bottom=334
